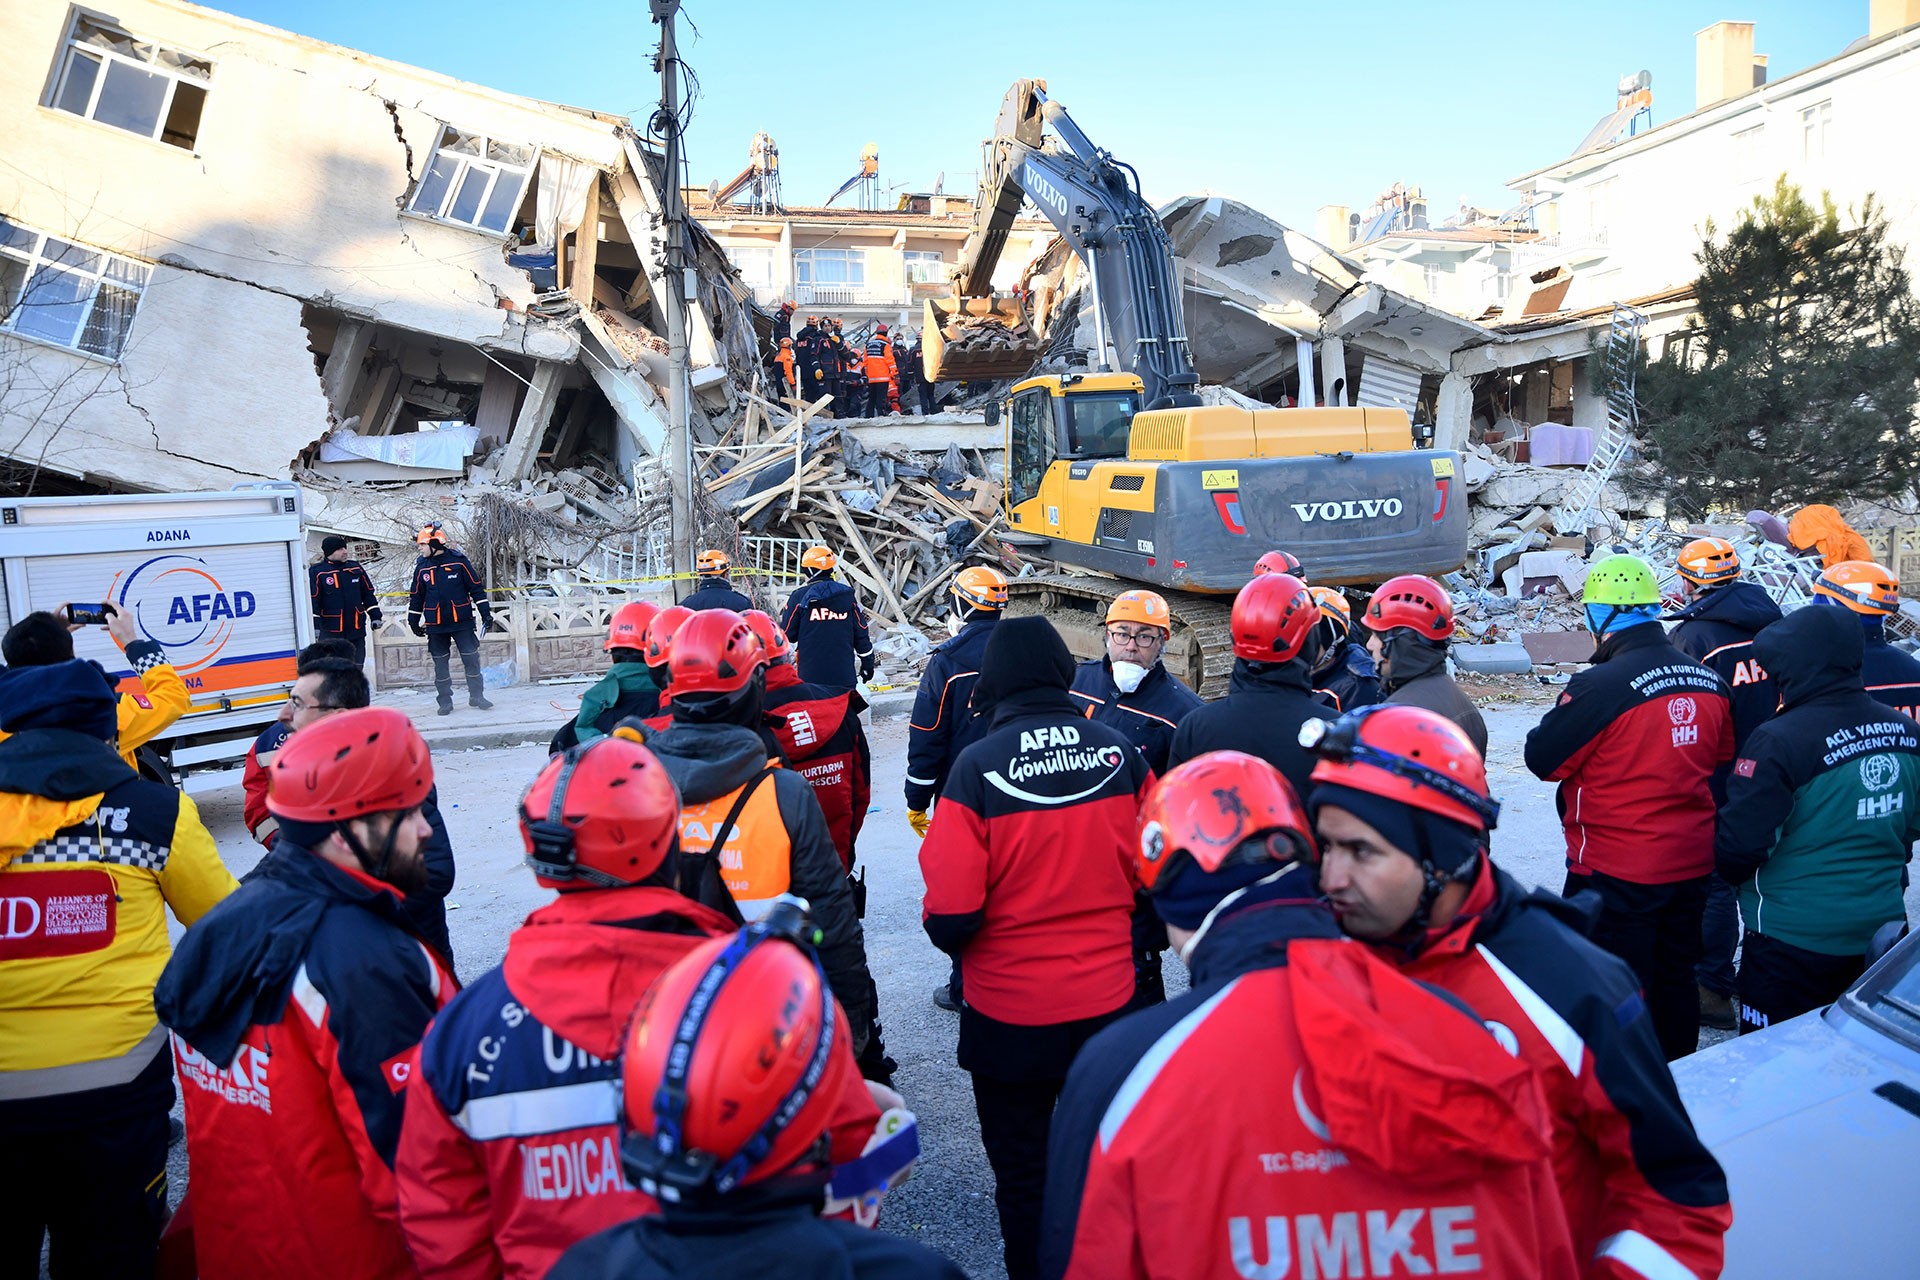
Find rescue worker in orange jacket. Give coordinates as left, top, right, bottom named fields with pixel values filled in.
left=863, top=324, right=898, bottom=418
left=1, top=604, right=192, bottom=770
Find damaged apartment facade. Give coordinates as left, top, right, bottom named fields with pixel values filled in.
left=0, top=0, right=764, bottom=542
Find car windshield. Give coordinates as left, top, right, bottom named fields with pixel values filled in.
left=1841, top=934, right=1920, bottom=1050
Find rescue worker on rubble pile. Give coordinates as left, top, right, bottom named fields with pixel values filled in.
left=1525, top=554, right=1734, bottom=1062
left=896, top=332, right=931, bottom=416
left=821, top=321, right=847, bottom=414
left=794, top=316, right=825, bottom=403
left=1071, top=590, right=1202, bottom=777
left=1040, top=748, right=1582, bottom=1280
left=1666, top=536, right=1782, bottom=1032
left=551, top=601, right=663, bottom=754
left=685, top=549, right=755, bottom=613
left=1252, top=547, right=1306, bottom=582
left=309, top=534, right=383, bottom=667
left=919, top=616, right=1150, bottom=1280
left=394, top=736, right=898, bottom=1279
left=0, top=601, right=191, bottom=769
left=640, top=609, right=890, bottom=1084
left=1361, top=573, right=1488, bottom=757
left=773, top=300, right=795, bottom=342
left=1307, top=585, right=1381, bottom=713
left=1166, top=571, right=1326, bottom=800
left=781, top=546, right=876, bottom=690
left=546, top=909, right=958, bottom=1280
left=1812, top=560, right=1920, bottom=717
left=408, top=521, right=495, bottom=715
left=156, top=708, right=456, bottom=1280
left=776, top=337, right=796, bottom=398
left=864, top=323, right=898, bottom=418
left=1302, top=704, right=1732, bottom=1279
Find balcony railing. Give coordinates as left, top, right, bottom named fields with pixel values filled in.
left=793, top=283, right=910, bottom=308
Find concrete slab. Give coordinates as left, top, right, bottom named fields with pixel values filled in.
left=1452, top=642, right=1536, bottom=675
left=1520, top=630, right=1596, bottom=665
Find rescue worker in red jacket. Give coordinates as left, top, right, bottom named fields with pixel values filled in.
left=547, top=907, right=956, bottom=1280
left=242, top=638, right=358, bottom=844
left=1525, top=554, right=1735, bottom=1060
left=744, top=610, right=872, bottom=874
left=1042, top=750, right=1578, bottom=1280
left=394, top=735, right=893, bottom=1280
left=920, top=615, right=1151, bottom=1280
left=1308, top=704, right=1732, bottom=1279
left=310, top=534, right=383, bottom=666
left=408, top=522, right=495, bottom=715
left=155, top=708, right=458, bottom=1280
left=863, top=323, right=898, bottom=418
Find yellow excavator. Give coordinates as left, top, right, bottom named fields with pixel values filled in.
left=925, top=80, right=1468, bottom=694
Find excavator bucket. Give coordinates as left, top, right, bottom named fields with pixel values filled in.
left=922, top=294, right=1042, bottom=383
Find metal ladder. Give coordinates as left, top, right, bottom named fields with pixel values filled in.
left=1553, top=303, right=1647, bottom=536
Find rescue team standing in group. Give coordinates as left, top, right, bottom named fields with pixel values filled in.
left=8, top=526, right=1918, bottom=1280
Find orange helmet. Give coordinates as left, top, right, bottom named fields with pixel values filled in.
left=741, top=609, right=792, bottom=665
left=1106, top=590, right=1171, bottom=632
left=667, top=610, right=767, bottom=697
left=1254, top=550, right=1303, bottom=579
left=1231, top=573, right=1317, bottom=664
left=642, top=605, right=695, bottom=670
left=268, top=708, right=433, bottom=824
left=606, top=601, right=661, bottom=653
left=520, top=735, right=680, bottom=891
left=1137, top=751, right=1315, bottom=895
left=801, top=546, right=837, bottom=573
left=1677, top=537, right=1741, bottom=587
left=1310, top=587, right=1352, bottom=636
left=951, top=565, right=1009, bottom=611
left=697, top=549, right=730, bottom=578
left=1812, top=560, right=1899, bottom=616
left=414, top=522, right=448, bottom=548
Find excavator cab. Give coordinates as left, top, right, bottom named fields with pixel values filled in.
left=1006, top=374, right=1143, bottom=509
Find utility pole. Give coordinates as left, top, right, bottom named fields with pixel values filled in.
left=650, top=0, right=692, bottom=599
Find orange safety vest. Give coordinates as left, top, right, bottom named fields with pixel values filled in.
left=676, top=765, right=792, bottom=921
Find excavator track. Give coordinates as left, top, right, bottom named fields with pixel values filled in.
left=1005, top=573, right=1238, bottom=700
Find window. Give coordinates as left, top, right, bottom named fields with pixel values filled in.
left=48, top=15, right=211, bottom=149
left=408, top=127, right=538, bottom=235
left=1007, top=390, right=1055, bottom=508
left=1064, top=392, right=1139, bottom=458
left=727, top=245, right=776, bottom=290
left=1801, top=100, right=1832, bottom=161
left=1733, top=124, right=1766, bottom=184
left=794, top=248, right=866, bottom=286
left=903, top=249, right=946, bottom=284
left=1420, top=263, right=1443, bottom=297
left=0, top=217, right=150, bottom=360
left=1585, top=178, right=1618, bottom=246
left=1493, top=267, right=1512, bottom=301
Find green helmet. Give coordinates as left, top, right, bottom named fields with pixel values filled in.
left=1584, top=554, right=1661, bottom=607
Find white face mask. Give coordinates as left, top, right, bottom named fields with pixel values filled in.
left=946, top=610, right=964, bottom=638
left=1111, top=660, right=1149, bottom=694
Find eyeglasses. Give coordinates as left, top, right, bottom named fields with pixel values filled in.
left=286, top=694, right=344, bottom=712
left=1107, top=627, right=1165, bottom=648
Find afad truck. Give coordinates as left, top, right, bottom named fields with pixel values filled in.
left=0, top=484, right=312, bottom=786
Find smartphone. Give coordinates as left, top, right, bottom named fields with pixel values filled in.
left=65, top=603, right=114, bottom=626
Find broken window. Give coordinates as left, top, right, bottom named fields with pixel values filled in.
left=727, top=245, right=777, bottom=299
left=48, top=15, right=211, bottom=149
left=0, top=216, right=151, bottom=360
left=407, top=127, right=539, bottom=235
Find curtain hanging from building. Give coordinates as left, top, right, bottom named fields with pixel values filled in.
left=535, top=157, right=597, bottom=252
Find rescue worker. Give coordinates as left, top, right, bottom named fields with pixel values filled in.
left=551, top=600, right=663, bottom=754
left=864, top=322, right=898, bottom=418
left=0, top=601, right=190, bottom=769
left=1718, top=605, right=1920, bottom=1034
left=1307, top=585, right=1381, bottom=712
left=1787, top=502, right=1873, bottom=569
left=821, top=320, right=847, bottom=414
left=1525, top=554, right=1734, bottom=1060
left=747, top=609, right=873, bottom=874
left=781, top=545, right=875, bottom=689
left=776, top=336, right=796, bottom=398
left=1165, top=571, right=1325, bottom=800
left=794, top=315, right=825, bottom=402
left=1667, top=536, right=1781, bottom=1031
left=642, top=609, right=887, bottom=1081
left=1070, top=590, right=1203, bottom=776
left=0, top=658, right=236, bottom=1276
left=1303, top=706, right=1732, bottom=1279
left=685, top=549, right=754, bottom=613
left=310, top=534, right=383, bottom=665
left=409, top=521, right=495, bottom=715
left=1042, top=750, right=1581, bottom=1280
left=1361, top=573, right=1488, bottom=757
left=920, top=616, right=1150, bottom=1280
left=244, top=639, right=371, bottom=842
left=896, top=333, right=928, bottom=415
left=1812, top=560, right=1920, bottom=718
left=773, top=300, right=795, bottom=342
left=1253, top=547, right=1306, bottom=581
left=546, top=911, right=957, bottom=1280
left=641, top=604, right=694, bottom=697
left=395, top=738, right=894, bottom=1279
left=906, top=565, right=1008, bottom=1012
left=155, top=708, right=457, bottom=1279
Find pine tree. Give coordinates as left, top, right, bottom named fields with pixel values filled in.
left=1636, top=179, right=1920, bottom=513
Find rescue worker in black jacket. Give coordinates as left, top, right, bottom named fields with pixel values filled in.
left=1166, top=571, right=1326, bottom=801
left=684, top=549, right=754, bottom=612
left=1666, top=536, right=1782, bottom=1030
left=1070, top=590, right=1203, bottom=777
left=407, top=522, right=494, bottom=715
left=309, top=535, right=382, bottom=666
left=1813, top=560, right=1920, bottom=718
left=1306, top=585, right=1381, bottom=712
left=1360, top=573, right=1488, bottom=757
left=793, top=316, right=824, bottom=402
left=781, top=546, right=874, bottom=689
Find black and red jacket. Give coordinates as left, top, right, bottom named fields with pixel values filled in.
left=1524, top=622, right=1733, bottom=883
left=1070, top=656, right=1203, bottom=777
left=1667, top=580, right=1783, bottom=756
left=906, top=614, right=998, bottom=812
left=409, top=549, right=492, bottom=633
left=1388, top=858, right=1732, bottom=1279
left=763, top=661, right=872, bottom=871
left=919, top=686, right=1150, bottom=1027
left=310, top=558, right=383, bottom=636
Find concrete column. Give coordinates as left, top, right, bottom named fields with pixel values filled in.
left=349, top=361, right=401, bottom=436
left=567, top=177, right=601, bottom=307
left=497, top=361, right=567, bottom=482
left=1319, top=336, right=1348, bottom=407
left=1435, top=371, right=1473, bottom=452
left=320, top=319, right=372, bottom=419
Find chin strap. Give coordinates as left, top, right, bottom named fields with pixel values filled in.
left=335, top=813, right=405, bottom=884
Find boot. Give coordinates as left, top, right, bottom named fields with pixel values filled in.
left=932, top=982, right=961, bottom=1012
left=1698, top=984, right=1737, bottom=1031
left=469, top=692, right=494, bottom=710
left=437, top=700, right=453, bottom=716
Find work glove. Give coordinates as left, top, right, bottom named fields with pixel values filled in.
left=408, top=615, right=426, bottom=637
left=908, top=809, right=932, bottom=838
left=860, top=653, right=877, bottom=682
left=368, top=608, right=384, bottom=627
left=478, top=606, right=497, bottom=632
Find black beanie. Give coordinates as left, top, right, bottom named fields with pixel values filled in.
left=321, top=535, right=349, bottom=557
left=1309, top=782, right=1483, bottom=876
left=1152, top=845, right=1293, bottom=929
left=972, top=616, right=1074, bottom=707
left=0, top=658, right=119, bottom=739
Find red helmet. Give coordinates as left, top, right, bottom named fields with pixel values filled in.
left=875, top=323, right=889, bottom=335
left=668, top=610, right=767, bottom=697
left=268, top=707, right=433, bottom=823
left=1361, top=575, right=1454, bottom=642
left=642, top=605, right=694, bottom=669
left=1231, top=572, right=1317, bottom=663
left=606, top=601, right=661, bottom=653
left=741, top=609, right=792, bottom=665
left=1302, top=705, right=1499, bottom=831
left=619, top=905, right=852, bottom=1198
left=1137, top=751, right=1315, bottom=894
left=1254, top=549, right=1303, bottom=578
left=521, top=735, right=681, bottom=891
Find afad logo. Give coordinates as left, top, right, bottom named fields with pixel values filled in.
left=110, top=554, right=257, bottom=677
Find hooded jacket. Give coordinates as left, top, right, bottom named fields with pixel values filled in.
left=905, top=612, right=997, bottom=812
left=781, top=575, right=874, bottom=689
left=311, top=557, right=383, bottom=635
left=155, top=843, right=457, bottom=1280
left=410, top=547, right=492, bottom=633
left=644, top=719, right=877, bottom=1051
left=1070, top=655, right=1204, bottom=777
left=569, top=663, right=663, bottom=748
left=1381, top=635, right=1490, bottom=758
left=0, top=638, right=191, bottom=771
left=764, top=662, right=872, bottom=871
left=1313, top=637, right=1383, bottom=713
left=1786, top=504, right=1873, bottom=569
left=1862, top=624, right=1920, bottom=720
left=1386, top=859, right=1732, bottom=1279
left=1717, top=606, right=1920, bottom=956
left=1040, top=899, right=1578, bottom=1280
left=1165, top=658, right=1326, bottom=801
left=1668, top=580, right=1783, bottom=754
left=394, top=887, right=885, bottom=1280
left=683, top=577, right=755, bottom=613
left=1525, top=622, right=1733, bottom=884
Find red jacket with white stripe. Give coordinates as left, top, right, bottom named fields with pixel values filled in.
left=1390, top=859, right=1732, bottom=1280
left=763, top=662, right=872, bottom=871
left=394, top=887, right=883, bottom=1280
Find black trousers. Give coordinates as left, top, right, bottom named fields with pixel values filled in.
left=1566, top=869, right=1707, bottom=1060
left=1738, top=930, right=1867, bottom=1034
left=917, top=381, right=936, bottom=415
left=801, top=368, right=823, bottom=402
left=866, top=381, right=891, bottom=417
left=427, top=626, right=483, bottom=706
left=0, top=1048, right=173, bottom=1279
left=1696, top=875, right=1741, bottom=997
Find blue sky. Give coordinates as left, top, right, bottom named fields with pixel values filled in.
left=217, top=0, right=1867, bottom=228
